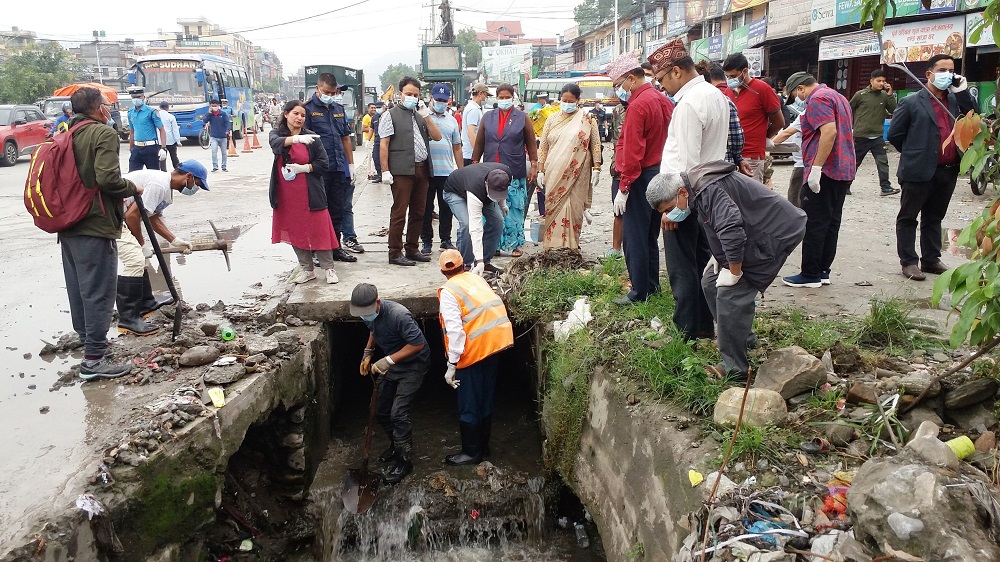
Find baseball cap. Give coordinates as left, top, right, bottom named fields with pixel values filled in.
left=159, top=101, right=170, bottom=109
left=785, top=72, right=814, bottom=95
left=486, top=168, right=511, bottom=202
left=432, top=83, right=452, bottom=101
left=176, top=160, right=210, bottom=191
left=439, top=249, right=464, bottom=272
left=471, top=82, right=489, bottom=94
left=350, top=283, right=379, bottom=317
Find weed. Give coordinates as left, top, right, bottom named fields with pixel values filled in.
left=626, top=331, right=725, bottom=415
left=540, top=329, right=600, bottom=479
left=855, top=296, right=917, bottom=349
left=718, top=424, right=795, bottom=468
left=626, top=541, right=645, bottom=560
left=508, top=268, right=618, bottom=321
left=753, top=308, right=854, bottom=356
left=805, top=387, right=845, bottom=412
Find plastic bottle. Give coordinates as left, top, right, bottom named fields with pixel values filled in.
left=574, top=522, right=589, bottom=548
left=220, top=325, right=236, bottom=341
left=529, top=220, right=541, bottom=245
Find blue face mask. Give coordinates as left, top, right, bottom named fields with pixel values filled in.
left=402, top=96, right=419, bottom=110
left=666, top=193, right=690, bottom=222
left=932, top=71, right=954, bottom=90
left=360, top=311, right=378, bottom=322
left=332, top=95, right=344, bottom=104
left=726, top=77, right=743, bottom=90
left=107, top=119, right=115, bottom=128
left=792, top=98, right=807, bottom=112
left=497, top=99, right=514, bottom=111
left=433, top=101, right=448, bottom=114
left=132, top=98, right=144, bottom=108
left=561, top=101, right=578, bottom=113
left=616, top=86, right=631, bottom=103
left=376, top=108, right=384, bottom=115
left=181, top=185, right=198, bottom=196
left=319, top=93, right=335, bottom=105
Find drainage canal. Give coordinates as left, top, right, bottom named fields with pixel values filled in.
left=203, top=317, right=607, bottom=561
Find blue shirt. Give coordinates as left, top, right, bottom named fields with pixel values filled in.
left=303, top=94, right=351, bottom=174
left=204, top=110, right=232, bottom=139
left=50, top=113, right=71, bottom=135
left=428, top=112, right=461, bottom=177
left=128, top=104, right=163, bottom=142
left=362, top=300, right=430, bottom=366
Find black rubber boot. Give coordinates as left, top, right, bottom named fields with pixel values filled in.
left=480, top=415, right=493, bottom=458
left=444, top=422, right=482, bottom=466
left=384, top=444, right=413, bottom=484
left=117, top=276, right=160, bottom=336
left=139, top=271, right=174, bottom=318
left=378, top=445, right=397, bottom=463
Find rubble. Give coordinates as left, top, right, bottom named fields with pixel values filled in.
left=944, top=378, right=1000, bottom=409
left=754, top=346, right=827, bottom=399
left=713, top=388, right=787, bottom=427
left=244, top=334, right=280, bottom=356
left=179, top=345, right=221, bottom=367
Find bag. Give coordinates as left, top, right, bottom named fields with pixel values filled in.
left=24, top=121, right=105, bottom=233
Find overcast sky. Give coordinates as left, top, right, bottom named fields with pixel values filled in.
left=7, top=0, right=582, bottom=80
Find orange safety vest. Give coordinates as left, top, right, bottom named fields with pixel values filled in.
left=438, top=272, right=514, bottom=368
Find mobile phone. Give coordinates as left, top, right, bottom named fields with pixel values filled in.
left=953, top=75, right=963, bottom=87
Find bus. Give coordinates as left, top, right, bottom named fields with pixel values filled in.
left=304, top=64, right=366, bottom=146
left=127, top=54, right=256, bottom=141
left=523, top=74, right=618, bottom=115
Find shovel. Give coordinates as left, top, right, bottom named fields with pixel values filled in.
left=342, top=373, right=381, bottom=514
left=132, top=195, right=183, bottom=341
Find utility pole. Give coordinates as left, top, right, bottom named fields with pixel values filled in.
left=640, top=0, right=647, bottom=56
left=613, top=0, right=619, bottom=56
left=92, top=30, right=106, bottom=85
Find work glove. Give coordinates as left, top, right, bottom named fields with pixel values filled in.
left=536, top=171, right=545, bottom=188
left=950, top=74, right=968, bottom=94
left=716, top=268, right=742, bottom=287
left=591, top=169, right=601, bottom=188
left=359, top=348, right=373, bottom=376
left=613, top=190, right=629, bottom=217
left=372, top=355, right=394, bottom=377
left=291, top=134, right=320, bottom=145
left=382, top=171, right=394, bottom=185
left=286, top=163, right=310, bottom=175
left=445, top=364, right=460, bottom=389
left=765, top=137, right=776, bottom=151
left=471, top=262, right=485, bottom=276
left=158, top=149, right=167, bottom=161
left=417, top=104, right=431, bottom=118
left=807, top=166, right=822, bottom=194
left=584, top=209, right=594, bottom=224
left=142, top=242, right=154, bottom=259
left=703, top=255, right=719, bottom=276
left=171, top=238, right=193, bottom=254
left=500, top=203, right=509, bottom=217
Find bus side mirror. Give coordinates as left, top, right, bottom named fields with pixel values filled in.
left=195, top=70, right=205, bottom=85
left=127, top=72, right=136, bottom=85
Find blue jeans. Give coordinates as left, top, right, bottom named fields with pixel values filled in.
left=209, top=136, right=228, bottom=170
left=443, top=191, right=503, bottom=266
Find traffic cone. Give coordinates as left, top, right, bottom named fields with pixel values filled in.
left=241, top=131, right=253, bottom=153
left=251, top=127, right=262, bottom=149
left=227, top=135, right=239, bottom=157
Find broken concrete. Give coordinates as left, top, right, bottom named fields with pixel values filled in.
left=713, top=387, right=788, bottom=427
left=754, top=346, right=827, bottom=399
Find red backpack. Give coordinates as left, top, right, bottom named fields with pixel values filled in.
left=24, top=121, right=106, bottom=233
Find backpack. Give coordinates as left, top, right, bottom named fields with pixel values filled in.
left=24, top=120, right=105, bottom=233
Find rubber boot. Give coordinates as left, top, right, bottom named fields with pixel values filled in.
left=378, top=444, right=397, bottom=463
left=139, top=271, right=174, bottom=318
left=117, top=276, right=160, bottom=336
left=384, top=443, right=413, bottom=484
left=444, top=422, right=482, bottom=466
left=480, top=415, right=493, bottom=458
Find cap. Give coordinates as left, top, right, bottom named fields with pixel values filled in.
left=159, top=101, right=170, bottom=109
left=471, top=82, right=489, bottom=94
left=127, top=86, right=144, bottom=97
left=647, top=38, right=688, bottom=74
left=176, top=160, right=210, bottom=191
left=374, top=101, right=385, bottom=108
left=785, top=71, right=814, bottom=94
left=61, top=102, right=71, bottom=111
left=439, top=249, right=464, bottom=272
left=486, top=168, right=511, bottom=202
left=431, top=83, right=452, bottom=100
left=605, top=53, right=642, bottom=82
left=536, top=92, right=548, bottom=98
left=350, top=283, right=379, bottom=317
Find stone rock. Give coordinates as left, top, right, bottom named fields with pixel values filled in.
left=846, top=382, right=877, bottom=405
left=932, top=352, right=950, bottom=363
left=244, top=335, right=279, bottom=356
left=263, top=323, right=288, bottom=336
left=821, top=350, right=835, bottom=374
left=287, top=448, right=306, bottom=471
left=211, top=300, right=225, bottom=312
left=944, top=378, right=1000, bottom=409
left=830, top=341, right=862, bottom=373
left=203, top=365, right=244, bottom=385
left=825, top=421, right=856, bottom=446
left=245, top=353, right=267, bottom=365
left=289, top=406, right=306, bottom=424
left=848, top=454, right=1000, bottom=562
left=275, top=330, right=301, bottom=352
left=285, top=315, right=304, bottom=327
left=946, top=403, right=998, bottom=432
left=179, top=345, right=220, bottom=367
left=899, top=407, right=944, bottom=433
left=903, top=433, right=959, bottom=469
left=713, top=387, right=787, bottom=427
left=199, top=322, right=219, bottom=337
left=899, top=371, right=940, bottom=397
left=280, top=433, right=304, bottom=448
left=754, top=346, right=827, bottom=399
left=976, top=430, right=996, bottom=453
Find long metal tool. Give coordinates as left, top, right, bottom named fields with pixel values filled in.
left=342, top=374, right=381, bottom=514
left=132, top=195, right=182, bottom=341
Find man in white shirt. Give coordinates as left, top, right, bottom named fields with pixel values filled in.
left=441, top=163, right=511, bottom=276
left=462, top=83, right=489, bottom=166
left=157, top=101, right=182, bottom=170
left=648, top=38, right=729, bottom=340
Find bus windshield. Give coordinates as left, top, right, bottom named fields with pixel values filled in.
left=577, top=80, right=614, bottom=103
left=138, top=60, right=205, bottom=104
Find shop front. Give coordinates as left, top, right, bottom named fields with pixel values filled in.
left=966, top=12, right=1000, bottom=114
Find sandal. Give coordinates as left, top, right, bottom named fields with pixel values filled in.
left=800, top=437, right=834, bottom=454
left=498, top=248, right=523, bottom=258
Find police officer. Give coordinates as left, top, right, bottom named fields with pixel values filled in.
left=351, top=283, right=430, bottom=484
left=126, top=86, right=167, bottom=172
left=369, top=101, right=386, bottom=182
left=304, top=73, right=362, bottom=259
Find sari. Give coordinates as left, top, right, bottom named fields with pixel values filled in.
left=538, top=109, right=602, bottom=250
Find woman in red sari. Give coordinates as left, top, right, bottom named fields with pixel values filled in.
left=269, top=100, right=341, bottom=284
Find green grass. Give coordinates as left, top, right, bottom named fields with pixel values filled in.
left=626, top=332, right=725, bottom=415
left=855, top=296, right=919, bottom=349
left=508, top=267, right=619, bottom=321
left=753, top=308, right=855, bottom=356
left=717, top=424, right=798, bottom=468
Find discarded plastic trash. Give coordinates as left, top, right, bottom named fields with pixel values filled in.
left=208, top=387, right=226, bottom=408
left=238, top=538, right=253, bottom=552
left=689, top=469, right=704, bottom=487
left=220, top=325, right=236, bottom=341
left=212, top=356, right=238, bottom=367
left=574, top=522, right=590, bottom=548
left=75, top=493, right=105, bottom=520
left=946, top=435, right=975, bottom=459
left=553, top=297, right=592, bottom=342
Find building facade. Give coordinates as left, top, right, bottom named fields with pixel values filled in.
left=148, top=18, right=256, bottom=82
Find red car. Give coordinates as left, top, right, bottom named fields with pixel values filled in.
left=0, top=105, right=52, bottom=167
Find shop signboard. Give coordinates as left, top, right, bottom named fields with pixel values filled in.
left=748, top=17, right=768, bottom=46
left=959, top=0, right=986, bottom=9
left=818, top=29, right=879, bottom=60
left=745, top=47, right=765, bottom=77
left=767, top=0, right=811, bottom=39
left=835, top=0, right=920, bottom=26
left=971, top=80, right=997, bottom=113
left=727, top=25, right=750, bottom=55
left=706, top=0, right=731, bottom=19
left=967, top=12, right=996, bottom=47
left=691, top=37, right=711, bottom=62
left=811, top=0, right=837, bottom=32
left=732, top=0, right=769, bottom=11
left=483, top=45, right=534, bottom=84
left=709, top=34, right=726, bottom=60
left=920, top=0, right=957, bottom=14
left=668, top=1, right=688, bottom=34
left=686, top=0, right=706, bottom=27
left=880, top=16, right=965, bottom=64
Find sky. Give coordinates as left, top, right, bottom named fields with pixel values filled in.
left=6, top=0, right=583, bottom=82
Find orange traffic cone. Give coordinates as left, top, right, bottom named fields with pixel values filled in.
left=251, top=127, right=262, bottom=149
left=241, top=130, right=253, bottom=153
left=227, top=135, right=239, bottom=157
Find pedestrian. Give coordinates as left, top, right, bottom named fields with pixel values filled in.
left=269, top=98, right=282, bottom=129
left=646, top=162, right=806, bottom=381
left=361, top=103, right=376, bottom=148
left=529, top=93, right=548, bottom=113
left=119, top=161, right=208, bottom=335
left=126, top=86, right=167, bottom=172
left=651, top=38, right=728, bottom=340
left=422, top=83, right=463, bottom=255
left=695, top=60, right=748, bottom=172
left=722, top=53, right=785, bottom=182
left=888, top=54, right=977, bottom=281
left=351, top=283, right=431, bottom=484
left=770, top=95, right=806, bottom=207
left=462, top=84, right=488, bottom=167
left=537, top=83, right=602, bottom=250
left=158, top=101, right=181, bottom=170
left=221, top=98, right=235, bottom=120
left=780, top=72, right=856, bottom=289
left=472, top=83, right=538, bottom=258
left=442, top=163, right=511, bottom=275
left=304, top=73, right=362, bottom=259
left=59, top=87, right=141, bottom=379
left=379, top=76, right=444, bottom=266
left=589, top=101, right=607, bottom=141
left=48, top=102, right=72, bottom=137
left=268, top=100, right=341, bottom=285
left=642, top=62, right=657, bottom=89
left=851, top=69, right=899, bottom=196
left=204, top=98, right=232, bottom=172
left=605, top=97, right=627, bottom=259
left=607, top=52, right=673, bottom=305
left=369, top=102, right=386, bottom=182
left=437, top=249, right=514, bottom=464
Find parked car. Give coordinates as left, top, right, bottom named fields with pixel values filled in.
left=0, top=105, right=51, bottom=166
left=41, top=96, right=128, bottom=141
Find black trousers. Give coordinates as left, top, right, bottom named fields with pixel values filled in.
left=663, top=213, right=714, bottom=339
left=896, top=165, right=959, bottom=266
left=372, top=141, right=382, bottom=175
left=129, top=144, right=160, bottom=172
left=622, top=166, right=662, bottom=301
left=799, top=174, right=852, bottom=278
left=376, top=362, right=428, bottom=450
left=165, top=143, right=180, bottom=169
left=324, top=170, right=350, bottom=238
left=854, top=137, right=892, bottom=190
left=422, top=175, right=454, bottom=245
left=60, top=236, right=118, bottom=358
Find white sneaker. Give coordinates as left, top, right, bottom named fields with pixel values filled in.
left=292, top=270, right=316, bottom=284
left=325, top=268, right=339, bottom=284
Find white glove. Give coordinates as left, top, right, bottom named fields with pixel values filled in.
left=766, top=137, right=776, bottom=151
left=591, top=169, right=601, bottom=188
left=471, top=262, right=485, bottom=276
left=703, top=255, right=719, bottom=276
left=536, top=172, right=545, bottom=188
left=445, top=364, right=460, bottom=389
left=807, top=166, right=822, bottom=193
left=950, top=74, right=968, bottom=94
left=372, top=355, right=395, bottom=376
left=584, top=210, right=594, bottom=224
left=382, top=171, right=394, bottom=184
left=349, top=163, right=355, bottom=177
left=716, top=268, right=743, bottom=287
left=500, top=203, right=509, bottom=217
left=417, top=105, right=431, bottom=118
left=613, top=190, right=629, bottom=217
left=351, top=173, right=357, bottom=186
left=286, top=163, right=310, bottom=174
left=291, top=134, right=320, bottom=144
left=158, top=149, right=167, bottom=161
left=142, top=242, right=154, bottom=259
left=171, top=238, right=193, bottom=254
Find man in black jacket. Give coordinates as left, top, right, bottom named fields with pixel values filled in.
left=887, top=54, right=977, bottom=281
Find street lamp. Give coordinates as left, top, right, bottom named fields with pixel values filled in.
left=92, top=30, right=106, bottom=85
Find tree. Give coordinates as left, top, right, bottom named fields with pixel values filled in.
left=379, top=63, right=418, bottom=93
left=455, top=27, right=482, bottom=68
left=0, top=43, right=84, bottom=104
left=573, top=0, right=635, bottom=34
